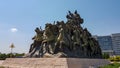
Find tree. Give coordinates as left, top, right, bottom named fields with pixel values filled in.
left=0, top=53, right=7, bottom=60
left=10, top=43, right=15, bottom=54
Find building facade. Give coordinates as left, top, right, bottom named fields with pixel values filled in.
left=94, top=36, right=114, bottom=56
left=112, top=33, right=120, bottom=55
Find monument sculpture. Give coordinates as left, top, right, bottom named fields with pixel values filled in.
left=27, top=10, right=102, bottom=58
left=1, top=11, right=111, bottom=68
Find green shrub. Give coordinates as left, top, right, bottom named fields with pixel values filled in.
left=0, top=53, right=7, bottom=60
left=99, top=63, right=120, bottom=68
left=109, top=57, right=114, bottom=61
left=15, top=53, right=25, bottom=57
left=0, top=53, right=25, bottom=60
left=109, top=56, right=120, bottom=62
left=102, top=53, right=110, bottom=59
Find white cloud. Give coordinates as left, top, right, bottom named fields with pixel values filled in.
left=10, top=28, right=18, bottom=32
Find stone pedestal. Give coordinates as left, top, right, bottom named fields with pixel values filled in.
left=1, top=58, right=110, bottom=68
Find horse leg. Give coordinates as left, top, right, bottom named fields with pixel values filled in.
left=29, top=43, right=34, bottom=53
left=59, top=41, right=64, bottom=52
left=42, top=43, right=47, bottom=54
left=48, top=44, right=54, bottom=54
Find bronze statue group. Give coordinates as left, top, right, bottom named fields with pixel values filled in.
left=26, top=11, right=102, bottom=58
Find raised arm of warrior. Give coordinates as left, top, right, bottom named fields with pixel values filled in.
left=74, top=10, right=78, bottom=14
left=68, top=11, right=74, bottom=17
left=32, top=27, right=40, bottom=40
left=68, top=11, right=71, bottom=14
left=40, top=26, right=42, bottom=31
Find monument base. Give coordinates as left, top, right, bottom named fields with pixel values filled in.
left=2, top=58, right=110, bottom=68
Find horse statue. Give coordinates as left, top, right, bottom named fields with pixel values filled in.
left=54, top=23, right=70, bottom=54
left=28, top=27, right=43, bottom=57
left=40, top=23, right=56, bottom=57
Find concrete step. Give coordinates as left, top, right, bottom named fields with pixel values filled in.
left=1, top=58, right=110, bottom=68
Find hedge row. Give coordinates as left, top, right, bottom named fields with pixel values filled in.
left=0, top=53, right=25, bottom=60
left=109, top=56, right=120, bottom=62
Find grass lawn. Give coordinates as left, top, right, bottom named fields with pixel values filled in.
left=99, top=63, right=120, bottom=68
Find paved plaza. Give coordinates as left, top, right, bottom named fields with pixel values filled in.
left=0, top=60, right=4, bottom=65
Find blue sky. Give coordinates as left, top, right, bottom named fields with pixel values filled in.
left=0, top=0, right=120, bottom=53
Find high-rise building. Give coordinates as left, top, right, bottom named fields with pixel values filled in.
left=93, top=35, right=113, bottom=55
left=93, top=33, right=120, bottom=56
left=112, top=33, right=120, bottom=55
